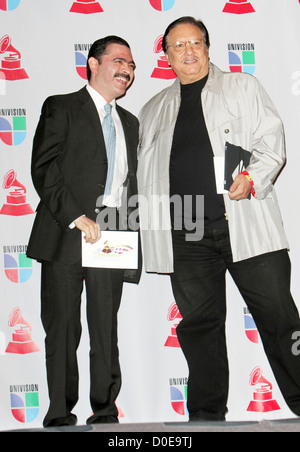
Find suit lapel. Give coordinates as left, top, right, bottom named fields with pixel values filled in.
left=77, top=87, right=106, bottom=154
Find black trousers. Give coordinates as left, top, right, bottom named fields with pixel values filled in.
left=41, top=260, right=124, bottom=427
left=171, top=227, right=300, bottom=420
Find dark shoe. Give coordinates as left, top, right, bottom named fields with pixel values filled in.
left=189, top=408, right=228, bottom=422
left=86, top=415, right=119, bottom=425
left=44, top=414, right=78, bottom=428
left=189, top=411, right=226, bottom=422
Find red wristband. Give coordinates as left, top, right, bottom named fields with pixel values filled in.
left=240, top=171, right=257, bottom=198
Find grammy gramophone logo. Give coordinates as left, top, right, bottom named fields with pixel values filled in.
left=0, top=169, right=34, bottom=216
left=0, top=35, right=28, bottom=81
left=247, top=366, right=280, bottom=413
left=223, top=0, right=255, bottom=14
left=151, top=35, right=176, bottom=80
left=70, top=0, right=103, bottom=14
left=165, top=302, right=182, bottom=348
left=6, top=307, right=40, bottom=355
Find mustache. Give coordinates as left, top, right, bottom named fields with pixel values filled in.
left=114, top=72, right=131, bottom=82
left=181, top=57, right=200, bottom=63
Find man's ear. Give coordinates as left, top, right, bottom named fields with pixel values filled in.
left=88, top=57, right=99, bottom=74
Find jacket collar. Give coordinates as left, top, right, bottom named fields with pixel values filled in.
left=205, top=62, right=224, bottom=94
left=165, top=61, right=223, bottom=104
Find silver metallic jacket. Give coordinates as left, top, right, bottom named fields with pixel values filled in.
left=137, top=63, right=289, bottom=273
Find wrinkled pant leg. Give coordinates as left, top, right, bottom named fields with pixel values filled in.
left=228, top=249, right=300, bottom=416
left=85, top=267, right=124, bottom=422
left=41, top=261, right=83, bottom=427
left=171, top=229, right=230, bottom=421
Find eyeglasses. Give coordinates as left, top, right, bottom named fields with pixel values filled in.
left=167, top=40, right=206, bottom=53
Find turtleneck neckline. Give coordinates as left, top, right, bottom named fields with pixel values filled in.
left=180, top=73, right=209, bottom=93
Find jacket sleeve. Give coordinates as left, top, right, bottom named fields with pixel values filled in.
left=31, top=96, right=84, bottom=231
left=245, top=77, right=286, bottom=200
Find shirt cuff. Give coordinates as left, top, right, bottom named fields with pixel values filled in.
left=69, top=215, right=85, bottom=229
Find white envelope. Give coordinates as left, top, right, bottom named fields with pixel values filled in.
left=214, top=156, right=228, bottom=194
left=82, top=231, right=138, bottom=269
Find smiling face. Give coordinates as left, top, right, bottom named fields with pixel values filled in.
left=88, top=43, right=136, bottom=103
left=165, top=23, right=209, bottom=85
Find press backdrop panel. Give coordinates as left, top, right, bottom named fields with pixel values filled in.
left=0, top=0, right=300, bottom=430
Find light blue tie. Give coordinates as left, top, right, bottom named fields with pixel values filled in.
left=102, top=103, right=116, bottom=196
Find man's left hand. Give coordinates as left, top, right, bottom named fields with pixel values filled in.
left=228, top=174, right=252, bottom=201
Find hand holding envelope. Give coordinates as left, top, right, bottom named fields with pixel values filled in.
left=74, top=216, right=101, bottom=244
left=228, top=173, right=252, bottom=201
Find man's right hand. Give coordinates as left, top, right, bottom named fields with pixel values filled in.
left=74, top=216, right=101, bottom=244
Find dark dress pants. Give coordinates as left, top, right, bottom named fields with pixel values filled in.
left=171, top=227, right=300, bottom=421
left=41, top=260, right=124, bottom=427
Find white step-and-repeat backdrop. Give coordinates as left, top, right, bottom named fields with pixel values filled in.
left=0, top=0, right=300, bottom=430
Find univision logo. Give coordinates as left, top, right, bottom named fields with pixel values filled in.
left=10, top=384, right=39, bottom=423
left=3, top=245, right=33, bottom=283
left=228, top=43, right=256, bottom=75
left=169, top=377, right=188, bottom=416
left=0, top=0, right=21, bottom=11
left=0, top=108, right=26, bottom=146
left=74, top=44, right=92, bottom=80
left=149, top=0, right=175, bottom=11
left=244, top=307, right=261, bottom=344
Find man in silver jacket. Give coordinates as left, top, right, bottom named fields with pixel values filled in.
left=138, top=16, right=300, bottom=421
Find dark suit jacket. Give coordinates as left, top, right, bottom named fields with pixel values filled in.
left=27, top=87, right=141, bottom=283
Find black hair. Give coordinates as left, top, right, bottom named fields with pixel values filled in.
left=86, top=35, right=131, bottom=81
left=162, top=16, right=210, bottom=53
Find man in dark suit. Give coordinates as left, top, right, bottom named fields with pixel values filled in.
left=27, top=36, right=141, bottom=427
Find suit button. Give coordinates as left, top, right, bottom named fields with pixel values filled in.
left=99, top=183, right=105, bottom=188
left=95, top=208, right=100, bottom=214
left=225, top=129, right=230, bottom=134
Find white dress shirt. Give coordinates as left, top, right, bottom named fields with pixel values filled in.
left=86, top=84, right=128, bottom=208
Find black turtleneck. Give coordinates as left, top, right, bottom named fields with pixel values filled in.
left=170, top=75, right=227, bottom=230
